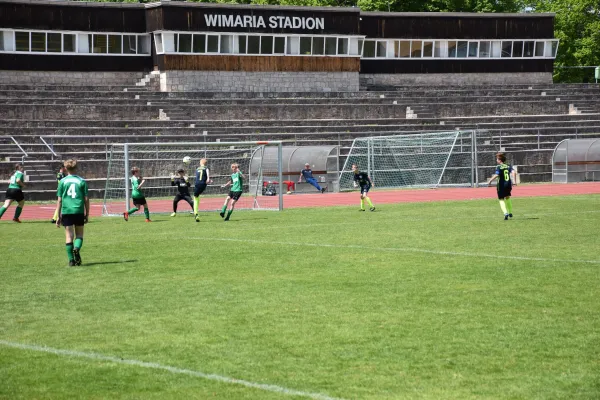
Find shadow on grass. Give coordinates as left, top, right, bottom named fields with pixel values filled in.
left=83, top=259, right=138, bottom=267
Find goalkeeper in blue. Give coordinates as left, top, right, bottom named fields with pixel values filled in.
left=352, top=164, right=375, bottom=211
left=487, top=152, right=517, bottom=220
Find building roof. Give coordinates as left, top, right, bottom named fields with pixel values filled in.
left=361, top=11, right=555, bottom=18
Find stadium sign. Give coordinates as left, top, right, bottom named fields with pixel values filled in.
left=204, top=14, right=325, bottom=30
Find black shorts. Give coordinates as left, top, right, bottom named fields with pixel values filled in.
left=194, top=184, right=207, bottom=197
left=5, top=188, right=24, bottom=202
left=132, top=196, right=147, bottom=206
left=62, top=213, right=85, bottom=227
left=497, top=185, right=512, bottom=199
left=360, top=184, right=371, bottom=194
left=174, top=193, right=193, bottom=203
left=228, top=191, right=243, bottom=201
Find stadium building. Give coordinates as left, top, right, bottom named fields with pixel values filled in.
left=0, top=0, right=558, bottom=92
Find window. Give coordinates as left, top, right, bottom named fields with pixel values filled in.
left=448, top=41, right=457, bottom=57
left=312, top=37, right=324, bottom=55
left=501, top=41, right=512, bottom=57
left=491, top=41, right=501, bottom=58
left=512, top=41, right=523, bottom=57
left=221, top=35, right=233, bottom=54
left=0, top=31, right=4, bottom=51
left=123, top=35, right=136, bottom=54
left=207, top=35, right=219, bottom=53
left=154, top=33, right=163, bottom=54
left=479, top=41, right=490, bottom=58
left=108, top=34, right=122, bottom=54
left=248, top=36, right=260, bottom=54
left=399, top=41, right=410, bottom=58
left=523, top=41, right=534, bottom=57
left=274, top=36, right=285, bottom=54
left=534, top=41, right=545, bottom=57
left=193, top=34, right=205, bottom=53
left=178, top=33, right=192, bottom=53
left=456, top=41, right=468, bottom=57
left=260, top=36, right=273, bottom=54
left=551, top=41, right=558, bottom=57
left=376, top=41, right=387, bottom=57
left=236, top=35, right=246, bottom=54
left=354, top=39, right=363, bottom=56
left=93, top=34, right=107, bottom=53
left=434, top=41, right=445, bottom=57
left=423, top=41, right=433, bottom=58
left=287, top=36, right=299, bottom=55
left=325, top=37, right=336, bottom=55
left=468, top=41, right=478, bottom=57
left=47, top=33, right=61, bottom=52
left=411, top=40, right=422, bottom=58
left=362, top=40, right=375, bottom=58
left=78, top=33, right=90, bottom=53
left=31, top=32, right=45, bottom=52
left=300, top=37, right=311, bottom=55
left=337, top=38, right=348, bottom=55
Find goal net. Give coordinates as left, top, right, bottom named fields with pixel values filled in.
left=102, top=141, right=283, bottom=216
left=339, top=131, right=477, bottom=190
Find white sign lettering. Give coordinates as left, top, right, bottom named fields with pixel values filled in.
left=204, top=14, right=325, bottom=30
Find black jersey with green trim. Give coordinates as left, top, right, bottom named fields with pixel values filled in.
left=353, top=172, right=370, bottom=186
left=495, top=163, right=513, bottom=187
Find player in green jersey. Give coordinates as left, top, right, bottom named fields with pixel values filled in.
left=51, top=165, right=66, bottom=223
left=0, top=163, right=26, bottom=223
left=220, top=163, right=243, bottom=221
left=123, top=167, right=151, bottom=222
left=55, top=160, right=89, bottom=267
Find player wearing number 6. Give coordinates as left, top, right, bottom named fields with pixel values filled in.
left=55, top=159, right=89, bottom=267
left=352, top=164, right=375, bottom=212
left=487, top=152, right=517, bottom=220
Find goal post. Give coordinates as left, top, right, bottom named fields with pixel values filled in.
left=103, top=141, right=284, bottom=216
left=339, top=131, right=477, bottom=190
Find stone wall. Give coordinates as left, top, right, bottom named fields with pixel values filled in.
left=159, top=71, right=359, bottom=92
left=360, top=72, right=553, bottom=87
left=0, top=71, right=145, bottom=86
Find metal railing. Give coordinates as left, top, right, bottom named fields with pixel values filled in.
left=39, top=136, right=59, bottom=159
left=10, top=136, right=28, bottom=163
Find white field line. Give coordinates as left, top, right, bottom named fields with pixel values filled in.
left=0, top=340, right=346, bottom=400
left=186, top=237, right=600, bottom=265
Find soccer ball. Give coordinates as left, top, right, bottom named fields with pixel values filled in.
left=183, top=156, right=191, bottom=164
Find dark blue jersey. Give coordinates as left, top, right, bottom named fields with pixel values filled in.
left=195, top=167, right=209, bottom=185
left=354, top=171, right=370, bottom=186
left=301, top=169, right=314, bottom=181
left=495, top=164, right=513, bottom=187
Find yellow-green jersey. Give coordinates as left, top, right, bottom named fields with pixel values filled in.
left=230, top=171, right=243, bottom=192
left=131, top=176, right=143, bottom=199
left=8, top=171, right=24, bottom=189
left=57, top=175, right=88, bottom=215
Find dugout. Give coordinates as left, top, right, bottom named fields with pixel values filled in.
left=249, top=145, right=339, bottom=195
left=552, top=139, right=600, bottom=183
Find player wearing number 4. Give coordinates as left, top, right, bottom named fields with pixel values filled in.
left=55, top=159, right=89, bottom=267
left=123, top=167, right=151, bottom=222
left=220, top=163, right=243, bottom=221
left=352, top=164, right=375, bottom=212
left=0, top=163, right=26, bottom=223
left=487, top=152, right=516, bottom=220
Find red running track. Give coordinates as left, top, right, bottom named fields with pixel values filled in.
left=7, top=182, right=600, bottom=221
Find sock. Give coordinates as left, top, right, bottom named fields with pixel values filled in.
left=226, top=209, right=233, bottom=219
left=0, top=206, right=6, bottom=219
left=127, top=207, right=139, bottom=215
left=144, top=207, right=150, bottom=219
left=221, top=204, right=227, bottom=214
left=360, top=199, right=365, bottom=210
left=499, top=200, right=508, bottom=215
left=66, top=242, right=74, bottom=262
left=366, top=197, right=374, bottom=207
left=74, top=237, right=83, bottom=250
left=52, top=208, right=59, bottom=221
left=505, top=198, right=513, bottom=214
left=194, top=197, right=199, bottom=215
left=14, top=206, right=22, bottom=219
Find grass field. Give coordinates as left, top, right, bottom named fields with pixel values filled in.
left=1, top=195, right=599, bottom=399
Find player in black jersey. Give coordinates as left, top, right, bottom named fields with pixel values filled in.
left=352, top=164, right=375, bottom=211
left=487, top=152, right=517, bottom=220
left=170, top=169, right=194, bottom=217
left=193, top=158, right=212, bottom=222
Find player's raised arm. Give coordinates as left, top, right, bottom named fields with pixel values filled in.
left=487, top=173, right=498, bottom=186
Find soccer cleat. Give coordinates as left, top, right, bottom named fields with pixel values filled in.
left=145, top=219, right=152, bottom=223
left=509, top=213, right=513, bottom=218
left=359, top=209, right=365, bottom=212
left=219, top=212, right=225, bottom=218
left=370, top=207, right=376, bottom=212
left=170, top=212, right=177, bottom=217
left=12, top=218, right=21, bottom=223
left=195, top=214, right=200, bottom=222
left=321, top=187, right=327, bottom=193
left=68, top=260, right=76, bottom=267
left=123, top=212, right=129, bottom=222
left=504, top=214, right=509, bottom=220
left=73, top=248, right=82, bottom=266
left=51, top=219, right=56, bottom=224
left=224, top=216, right=230, bottom=221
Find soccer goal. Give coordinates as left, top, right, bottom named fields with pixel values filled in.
left=102, top=141, right=284, bottom=216
left=339, top=131, right=478, bottom=190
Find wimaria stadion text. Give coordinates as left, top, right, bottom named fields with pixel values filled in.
left=204, top=14, right=325, bottom=30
